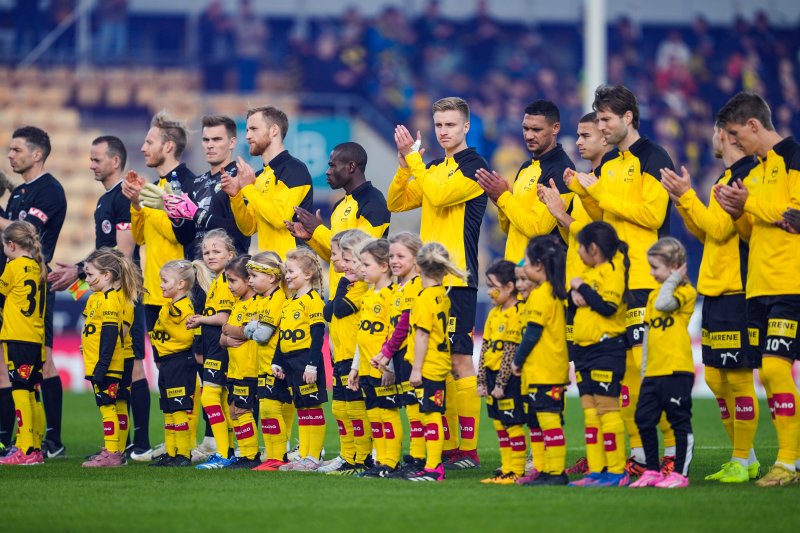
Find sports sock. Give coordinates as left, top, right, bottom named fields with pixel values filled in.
left=406, top=402, right=426, bottom=460
left=455, top=375, right=479, bottom=452
left=539, top=411, right=566, bottom=474
left=234, top=411, right=258, bottom=460
left=115, top=400, right=129, bottom=452
left=187, top=376, right=202, bottom=449
left=421, top=411, right=444, bottom=470
left=11, top=389, right=33, bottom=453
left=493, top=419, right=512, bottom=474
left=621, top=347, right=642, bottom=449
left=163, top=413, right=176, bottom=457
left=507, top=424, right=527, bottom=476
left=729, top=368, right=759, bottom=461
left=630, top=447, right=646, bottom=464
left=0, top=386, right=15, bottom=447
left=347, top=400, right=371, bottom=464
left=704, top=366, right=734, bottom=444
left=529, top=425, right=545, bottom=472
left=443, top=375, right=459, bottom=452
left=583, top=407, right=606, bottom=473
left=281, top=402, right=296, bottom=459
left=297, top=409, right=310, bottom=458
left=332, top=399, right=354, bottom=463
left=201, top=385, right=229, bottom=456
left=130, top=378, right=151, bottom=450
left=41, top=375, right=64, bottom=446
left=380, top=408, right=402, bottom=468
left=99, top=403, right=119, bottom=453
left=761, top=357, right=799, bottom=468
left=305, top=406, right=326, bottom=460
left=173, top=410, right=191, bottom=458
left=599, top=410, right=627, bottom=474
left=367, top=408, right=384, bottom=464
left=259, top=398, right=280, bottom=460
left=32, top=390, right=44, bottom=450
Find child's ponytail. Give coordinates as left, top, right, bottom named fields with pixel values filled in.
left=2, top=221, right=47, bottom=285
left=525, top=235, right=567, bottom=300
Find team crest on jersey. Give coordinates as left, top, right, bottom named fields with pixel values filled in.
left=373, top=304, right=382, bottom=314
left=344, top=206, right=352, bottom=216
left=429, top=389, right=444, bottom=407
left=237, top=313, right=243, bottom=322
left=394, top=297, right=401, bottom=307
left=102, top=219, right=112, bottom=234
left=293, top=311, right=301, bottom=320
left=498, top=324, right=505, bottom=333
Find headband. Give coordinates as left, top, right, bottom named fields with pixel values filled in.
left=247, top=260, right=280, bottom=276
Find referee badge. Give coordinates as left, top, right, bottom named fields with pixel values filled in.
left=102, top=219, right=112, bottom=234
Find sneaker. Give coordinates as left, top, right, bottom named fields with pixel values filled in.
left=595, top=471, right=630, bottom=487
left=34, top=449, right=45, bottom=464
left=129, top=446, right=158, bottom=462
left=755, top=464, right=796, bottom=487
left=190, top=448, right=212, bottom=464
left=494, top=472, right=521, bottom=485
left=278, top=458, right=307, bottom=471
left=515, top=469, right=541, bottom=485
left=326, top=462, right=365, bottom=476
left=718, top=462, right=749, bottom=483
left=196, top=453, right=236, bottom=470
left=481, top=472, right=507, bottom=484
left=82, top=449, right=125, bottom=468
left=525, top=456, right=534, bottom=474
left=443, top=449, right=480, bottom=470
left=252, top=458, right=287, bottom=471
left=197, top=436, right=218, bottom=455
left=387, top=458, right=425, bottom=479
left=625, top=457, right=646, bottom=478
left=629, top=470, right=664, bottom=488
left=293, top=457, right=322, bottom=472
left=0, top=444, right=15, bottom=458
left=566, top=457, right=589, bottom=475
left=43, top=439, right=66, bottom=459
left=705, top=462, right=733, bottom=481
left=359, top=464, right=391, bottom=478
left=167, top=455, right=192, bottom=467
left=407, top=464, right=445, bottom=482
left=149, top=454, right=175, bottom=467
left=526, top=472, right=569, bottom=486
left=660, top=455, right=676, bottom=476
left=317, top=455, right=347, bottom=473
left=655, top=471, right=689, bottom=488
left=286, top=443, right=302, bottom=462
left=748, top=460, right=761, bottom=480
left=226, top=456, right=261, bottom=469
left=568, top=472, right=605, bottom=487
left=0, top=448, right=42, bottom=466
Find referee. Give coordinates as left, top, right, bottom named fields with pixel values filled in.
left=0, top=126, right=67, bottom=458
left=49, top=136, right=154, bottom=459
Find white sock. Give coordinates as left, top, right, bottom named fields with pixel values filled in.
left=776, top=461, right=796, bottom=472
left=631, top=447, right=645, bottom=463
left=749, top=448, right=758, bottom=464
left=664, top=446, right=676, bottom=457
left=732, top=457, right=748, bottom=467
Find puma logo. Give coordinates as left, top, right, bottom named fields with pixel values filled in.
left=599, top=382, right=610, bottom=392
left=309, top=393, right=319, bottom=401
left=778, top=339, right=793, bottom=351
left=207, top=369, right=217, bottom=377
left=173, top=397, right=185, bottom=405
left=502, top=410, right=514, bottom=418
left=720, top=352, right=739, bottom=365
left=387, top=396, right=396, bottom=404
left=265, top=385, right=273, bottom=393
left=670, top=397, right=681, bottom=407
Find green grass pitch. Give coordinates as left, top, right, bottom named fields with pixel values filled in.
left=4, top=394, right=799, bottom=532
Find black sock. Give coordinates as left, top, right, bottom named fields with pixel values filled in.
left=130, top=378, right=151, bottom=449
left=0, top=387, right=14, bottom=447
left=41, top=376, right=63, bottom=446
left=203, top=408, right=213, bottom=438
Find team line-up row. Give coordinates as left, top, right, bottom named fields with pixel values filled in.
left=1, top=85, right=799, bottom=488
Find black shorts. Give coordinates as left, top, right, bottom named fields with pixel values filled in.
left=283, top=351, right=328, bottom=407
left=228, top=378, right=257, bottom=410
left=747, top=295, right=800, bottom=361
left=524, top=383, right=567, bottom=428
left=92, top=376, right=123, bottom=407
left=702, top=293, right=759, bottom=369
left=573, top=336, right=626, bottom=397
left=258, top=372, right=292, bottom=404
left=131, top=301, right=146, bottom=360
left=157, top=353, right=196, bottom=413
left=5, top=341, right=43, bottom=390
left=485, top=369, right=525, bottom=426
left=361, top=376, right=401, bottom=410
left=626, top=289, right=650, bottom=348
left=415, top=377, right=446, bottom=414
left=332, top=359, right=362, bottom=402
left=202, top=352, right=228, bottom=386
left=448, top=286, right=477, bottom=356
left=396, top=357, right=417, bottom=407
left=44, top=289, right=55, bottom=349
left=119, top=358, right=134, bottom=400
left=144, top=304, right=161, bottom=332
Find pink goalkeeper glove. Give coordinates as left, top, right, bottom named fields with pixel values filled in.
left=164, top=193, right=198, bottom=220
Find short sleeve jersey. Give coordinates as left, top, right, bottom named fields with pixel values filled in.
left=278, top=290, right=325, bottom=353
left=0, top=256, right=45, bottom=344
left=409, top=285, right=452, bottom=381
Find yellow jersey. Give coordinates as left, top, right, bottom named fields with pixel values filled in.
left=226, top=295, right=259, bottom=380
left=482, top=302, right=523, bottom=371
left=256, top=287, right=287, bottom=375
left=644, top=282, right=697, bottom=377
left=357, top=285, right=393, bottom=378
left=572, top=252, right=628, bottom=346
left=114, top=289, right=135, bottom=360
left=0, top=256, right=44, bottom=344
left=330, top=281, right=369, bottom=363
left=278, top=290, right=326, bottom=354
left=409, top=285, right=452, bottom=381
left=81, top=289, right=125, bottom=379
left=204, top=273, right=235, bottom=317
left=149, top=296, right=199, bottom=361
left=521, top=281, right=569, bottom=387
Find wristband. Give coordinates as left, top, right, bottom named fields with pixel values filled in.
left=305, top=365, right=317, bottom=374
